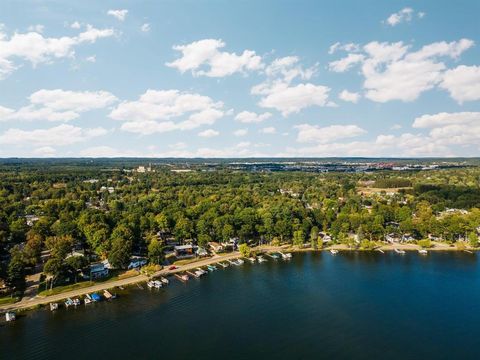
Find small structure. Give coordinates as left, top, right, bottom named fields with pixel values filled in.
left=89, top=262, right=109, bottom=280
left=196, top=247, right=208, bottom=257
left=174, top=245, right=195, bottom=259
left=208, top=241, right=223, bottom=253
left=128, top=257, right=147, bottom=269
left=385, top=233, right=400, bottom=243
left=25, top=214, right=40, bottom=226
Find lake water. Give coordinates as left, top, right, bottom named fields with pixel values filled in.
left=2, top=251, right=480, bottom=360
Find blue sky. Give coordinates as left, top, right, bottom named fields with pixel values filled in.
left=0, top=0, right=479, bottom=157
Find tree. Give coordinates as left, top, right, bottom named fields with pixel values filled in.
left=108, top=225, right=134, bottom=269
left=148, top=238, right=164, bottom=265
left=468, top=232, right=479, bottom=248
left=310, top=226, right=319, bottom=249
left=239, top=243, right=252, bottom=258
left=6, top=247, right=26, bottom=291
left=293, top=229, right=305, bottom=246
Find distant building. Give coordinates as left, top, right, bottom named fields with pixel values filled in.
left=25, top=215, right=40, bottom=226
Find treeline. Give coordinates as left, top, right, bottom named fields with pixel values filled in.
left=1, top=166, right=480, bottom=294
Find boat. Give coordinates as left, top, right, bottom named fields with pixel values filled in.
left=330, top=249, right=339, bottom=255
left=175, top=273, right=189, bottom=282
left=91, top=293, right=102, bottom=302
left=72, top=298, right=81, bottom=306
left=147, top=281, right=156, bottom=288
left=197, top=267, right=207, bottom=275
left=153, top=280, right=163, bottom=288
left=236, top=259, right=244, bottom=265
left=247, top=257, right=256, bottom=263
left=84, top=297, right=92, bottom=305
left=5, top=312, right=16, bottom=322
left=50, top=302, right=59, bottom=311
left=206, top=265, right=217, bottom=271
left=267, top=253, right=280, bottom=259
left=65, top=298, right=74, bottom=307
left=218, top=262, right=228, bottom=268
left=394, top=248, right=406, bottom=255
left=376, top=249, right=385, bottom=254
left=103, top=290, right=115, bottom=299
left=280, top=252, right=292, bottom=260
left=160, top=277, right=169, bottom=285
left=418, top=249, right=428, bottom=255
left=257, top=256, right=267, bottom=263
left=227, top=259, right=237, bottom=265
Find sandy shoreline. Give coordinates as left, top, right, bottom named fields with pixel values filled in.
left=1, top=243, right=476, bottom=313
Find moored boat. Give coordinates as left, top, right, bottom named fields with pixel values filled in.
left=257, top=256, right=267, bottom=263
left=394, top=248, right=406, bottom=255
left=50, top=302, right=59, bottom=311
left=160, top=277, right=169, bottom=285
left=330, top=249, right=339, bottom=255
left=418, top=249, right=428, bottom=255
left=5, top=311, right=16, bottom=322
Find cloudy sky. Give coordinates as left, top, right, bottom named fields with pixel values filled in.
left=0, top=0, right=479, bottom=158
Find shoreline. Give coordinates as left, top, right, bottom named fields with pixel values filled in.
left=1, top=244, right=476, bottom=314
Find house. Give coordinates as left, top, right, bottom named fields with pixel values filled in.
left=385, top=233, right=400, bottom=243
left=401, top=234, right=415, bottom=242
left=221, top=238, right=238, bottom=251
left=319, top=232, right=332, bottom=243
left=208, top=241, right=224, bottom=253
left=196, top=247, right=208, bottom=257
left=174, top=245, right=195, bottom=259
left=89, top=262, right=109, bottom=279
left=128, top=257, right=148, bottom=269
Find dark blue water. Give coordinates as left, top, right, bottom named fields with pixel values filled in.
left=2, top=252, right=480, bottom=360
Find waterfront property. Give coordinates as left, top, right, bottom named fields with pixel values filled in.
left=89, top=263, right=109, bottom=280
left=174, top=245, right=195, bottom=259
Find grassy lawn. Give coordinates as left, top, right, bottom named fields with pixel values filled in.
left=0, top=295, right=21, bottom=305
left=37, top=270, right=141, bottom=297
left=38, top=281, right=96, bottom=297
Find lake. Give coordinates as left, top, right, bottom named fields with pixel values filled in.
left=2, top=251, right=480, bottom=359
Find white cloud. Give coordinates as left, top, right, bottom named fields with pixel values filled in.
left=328, top=42, right=360, bottom=55
left=440, top=65, right=480, bottom=103
left=328, top=53, right=364, bottom=72
left=198, top=129, right=219, bottom=137
left=0, top=124, right=107, bottom=147
left=391, top=124, right=402, bottom=130
left=70, top=21, right=81, bottom=29
left=385, top=8, right=416, bottom=26
left=33, top=146, right=56, bottom=157
left=253, top=82, right=331, bottom=116
left=329, top=39, right=474, bottom=102
left=338, top=90, right=360, bottom=103
left=413, top=111, right=480, bottom=128
left=141, top=23, right=150, bottom=33
left=107, top=9, right=128, bottom=21
left=234, top=128, right=248, bottom=136
left=264, top=56, right=318, bottom=83
left=166, top=39, right=263, bottom=77
left=0, top=25, right=115, bottom=79
left=295, top=124, right=366, bottom=144
left=0, top=89, right=117, bottom=122
left=260, top=126, right=276, bottom=134
left=235, top=110, right=272, bottom=123
left=110, top=89, right=225, bottom=134
left=27, top=24, right=45, bottom=33
left=86, top=55, right=96, bottom=62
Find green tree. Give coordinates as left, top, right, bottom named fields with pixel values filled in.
left=148, top=238, right=164, bottom=265
left=238, top=243, right=252, bottom=258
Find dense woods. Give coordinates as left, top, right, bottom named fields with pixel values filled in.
left=1, top=161, right=480, bottom=296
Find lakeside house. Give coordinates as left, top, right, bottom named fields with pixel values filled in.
left=196, top=247, right=208, bottom=257
left=128, top=257, right=148, bottom=269
left=385, top=233, right=401, bottom=243
left=174, top=245, right=195, bottom=259
left=208, top=241, right=224, bottom=253
left=89, top=262, right=109, bottom=279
